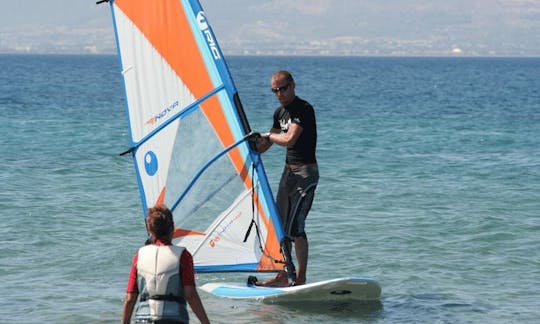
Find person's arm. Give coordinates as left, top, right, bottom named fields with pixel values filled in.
left=121, top=292, right=138, bottom=324
left=257, top=128, right=279, bottom=153
left=184, top=285, right=210, bottom=324
left=180, top=250, right=210, bottom=323
left=122, top=253, right=139, bottom=324
left=266, top=123, right=303, bottom=147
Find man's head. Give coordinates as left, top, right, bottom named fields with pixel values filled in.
left=271, top=70, right=296, bottom=106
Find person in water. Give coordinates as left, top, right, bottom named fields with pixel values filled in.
left=256, top=70, right=319, bottom=287
left=121, top=204, right=210, bottom=324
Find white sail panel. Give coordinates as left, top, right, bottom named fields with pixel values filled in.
left=114, top=6, right=195, bottom=144
left=174, top=188, right=270, bottom=270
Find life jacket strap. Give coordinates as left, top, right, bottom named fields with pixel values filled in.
left=140, top=293, right=185, bottom=304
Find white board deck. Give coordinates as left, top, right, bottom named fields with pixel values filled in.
left=200, top=277, right=381, bottom=303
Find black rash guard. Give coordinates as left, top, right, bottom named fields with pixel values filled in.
left=272, top=96, right=317, bottom=165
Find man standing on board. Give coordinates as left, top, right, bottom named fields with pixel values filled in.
left=256, top=70, right=319, bottom=287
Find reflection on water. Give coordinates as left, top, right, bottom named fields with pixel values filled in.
left=206, top=298, right=384, bottom=324
left=278, top=300, right=384, bottom=318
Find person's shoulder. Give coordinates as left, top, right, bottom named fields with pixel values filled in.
left=181, top=248, right=192, bottom=256
left=180, top=249, right=194, bottom=265
left=294, top=98, right=315, bottom=118
left=295, top=96, right=313, bottom=109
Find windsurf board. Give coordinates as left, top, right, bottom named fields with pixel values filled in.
left=200, top=277, right=381, bottom=303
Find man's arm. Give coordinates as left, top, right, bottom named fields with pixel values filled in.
left=257, top=128, right=280, bottom=153
left=266, top=123, right=303, bottom=148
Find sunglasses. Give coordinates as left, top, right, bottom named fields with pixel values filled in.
left=271, top=84, right=290, bottom=94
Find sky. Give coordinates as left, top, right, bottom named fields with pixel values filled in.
left=1, top=0, right=539, bottom=56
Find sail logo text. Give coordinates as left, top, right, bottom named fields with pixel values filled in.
left=196, top=11, right=221, bottom=60
left=209, top=212, right=242, bottom=248
left=145, top=100, right=179, bottom=126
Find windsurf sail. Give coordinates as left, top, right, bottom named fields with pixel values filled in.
left=103, top=0, right=290, bottom=274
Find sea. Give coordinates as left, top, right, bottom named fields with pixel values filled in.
left=1, top=54, right=539, bottom=323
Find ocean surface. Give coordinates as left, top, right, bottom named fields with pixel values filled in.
left=1, top=54, right=539, bottom=323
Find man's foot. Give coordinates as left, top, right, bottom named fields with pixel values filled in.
left=254, top=271, right=288, bottom=287
left=289, top=277, right=306, bottom=286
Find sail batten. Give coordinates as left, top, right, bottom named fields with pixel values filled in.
left=107, top=0, right=286, bottom=273
left=132, top=84, right=227, bottom=150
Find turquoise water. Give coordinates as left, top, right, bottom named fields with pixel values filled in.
left=1, top=55, right=539, bottom=323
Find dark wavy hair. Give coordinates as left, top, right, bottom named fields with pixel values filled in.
left=146, top=204, right=174, bottom=243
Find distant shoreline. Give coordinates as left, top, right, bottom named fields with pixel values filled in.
left=1, top=52, right=539, bottom=59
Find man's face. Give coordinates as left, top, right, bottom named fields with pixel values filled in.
left=271, top=75, right=295, bottom=106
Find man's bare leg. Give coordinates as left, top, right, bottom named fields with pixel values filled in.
left=293, top=236, right=308, bottom=285
left=255, top=240, right=294, bottom=287
left=255, top=238, right=309, bottom=287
